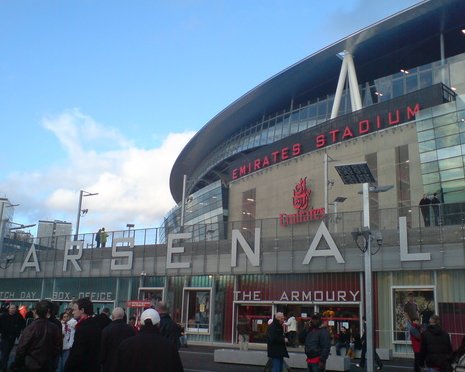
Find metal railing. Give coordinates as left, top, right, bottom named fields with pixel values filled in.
left=3, top=202, right=465, bottom=254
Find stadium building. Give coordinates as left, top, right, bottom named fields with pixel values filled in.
left=1, top=0, right=465, bottom=356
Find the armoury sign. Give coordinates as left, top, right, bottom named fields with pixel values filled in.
left=19, top=217, right=430, bottom=273
left=233, top=290, right=360, bottom=302
left=279, top=177, right=325, bottom=226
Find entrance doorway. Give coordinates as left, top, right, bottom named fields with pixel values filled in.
left=237, top=304, right=272, bottom=343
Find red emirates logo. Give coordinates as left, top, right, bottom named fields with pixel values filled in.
left=293, top=177, right=311, bottom=210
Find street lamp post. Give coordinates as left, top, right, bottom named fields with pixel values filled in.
left=75, top=190, right=98, bottom=241
left=335, top=163, right=392, bottom=372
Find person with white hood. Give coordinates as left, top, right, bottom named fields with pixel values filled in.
left=116, top=308, right=184, bottom=372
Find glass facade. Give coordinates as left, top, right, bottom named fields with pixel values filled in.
left=187, top=54, right=460, bottom=199
left=416, top=99, right=465, bottom=203
left=163, top=180, right=228, bottom=242
left=167, top=51, right=465, bottom=239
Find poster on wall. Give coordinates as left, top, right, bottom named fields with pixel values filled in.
left=392, top=286, right=436, bottom=342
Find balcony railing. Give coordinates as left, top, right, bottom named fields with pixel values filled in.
left=3, top=201, right=465, bottom=254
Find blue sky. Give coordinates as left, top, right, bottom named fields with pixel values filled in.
left=0, top=0, right=422, bottom=235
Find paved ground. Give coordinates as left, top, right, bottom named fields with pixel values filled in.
left=179, top=345, right=414, bottom=372
left=6, top=343, right=414, bottom=371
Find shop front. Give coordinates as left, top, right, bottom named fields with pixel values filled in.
left=232, top=272, right=362, bottom=344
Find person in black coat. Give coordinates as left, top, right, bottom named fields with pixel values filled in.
left=0, top=303, right=26, bottom=371
left=299, top=313, right=331, bottom=371
left=267, top=312, right=289, bottom=372
left=155, top=301, right=181, bottom=350
left=116, top=308, right=184, bottom=372
left=11, top=300, right=62, bottom=372
left=100, top=307, right=136, bottom=372
left=95, top=307, right=112, bottom=330
left=64, top=297, right=102, bottom=372
left=419, top=194, right=431, bottom=227
left=419, top=315, right=452, bottom=372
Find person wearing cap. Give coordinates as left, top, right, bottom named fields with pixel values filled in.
left=116, top=308, right=184, bottom=372
left=266, top=312, right=289, bottom=372
left=299, top=313, right=331, bottom=372
left=64, top=297, right=102, bottom=372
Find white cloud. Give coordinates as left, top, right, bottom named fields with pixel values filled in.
left=1, top=109, right=195, bottom=235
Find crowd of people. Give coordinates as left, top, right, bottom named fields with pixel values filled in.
left=0, top=299, right=184, bottom=372
left=403, top=294, right=465, bottom=372
left=262, top=309, right=465, bottom=372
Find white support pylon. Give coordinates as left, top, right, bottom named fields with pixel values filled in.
left=330, top=51, right=362, bottom=119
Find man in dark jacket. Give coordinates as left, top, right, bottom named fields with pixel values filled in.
left=299, top=313, right=331, bottom=371
left=100, top=307, right=136, bottom=372
left=12, top=300, right=62, bottom=372
left=0, top=303, right=26, bottom=371
left=419, top=194, right=431, bottom=227
left=116, top=308, right=184, bottom=372
left=419, top=314, right=452, bottom=372
left=155, top=301, right=181, bottom=350
left=95, top=307, right=112, bottom=330
left=267, top=312, right=289, bottom=372
left=64, top=297, right=102, bottom=372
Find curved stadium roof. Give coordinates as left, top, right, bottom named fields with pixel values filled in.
left=170, top=0, right=465, bottom=203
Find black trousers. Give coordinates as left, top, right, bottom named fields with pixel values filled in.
left=359, top=341, right=383, bottom=368
left=1, top=337, right=16, bottom=371
left=413, top=351, right=422, bottom=372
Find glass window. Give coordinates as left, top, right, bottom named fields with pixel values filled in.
left=184, top=288, right=211, bottom=334
left=290, top=121, right=299, bottom=134
left=317, top=101, right=327, bottom=118
left=392, top=78, right=404, bottom=97
left=416, top=119, right=433, bottom=132
left=290, top=111, right=299, bottom=123
left=421, top=161, right=439, bottom=174
left=417, top=130, right=435, bottom=142
left=260, top=128, right=268, bottom=145
left=420, top=150, right=437, bottom=163
left=433, top=113, right=458, bottom=128
left=422, top=173, right=440, bottom=184
left=406, top=74, right=418, bottom=93
left=274, top=119, right=283, bottom=141
left=138, top=287, right=164, bottom=302
left=436, top=135, right=460, bottom=148
left=440, top=168, right=464, bottom=181
left=424, top=183, right=440, bottom=194
left=435, top=124, right=459, bottom=138
left=438, top=156, right=463, bottom=170
left=437, top=145, right=461, bottom=160
left=419, top=140, right=436, bottom=152
left=308, top=104, right=316, bottom=119
left=419, top=70, right=433, bottom=88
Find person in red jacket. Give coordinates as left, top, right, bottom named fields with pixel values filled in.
left=408, top=317, right=422, bottom=372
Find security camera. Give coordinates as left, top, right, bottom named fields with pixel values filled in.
left=5, top=255, right=14, bottom=262
left=373, top=231, right=383, bottom=246
left=351, top=229, right=361, bottom=242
